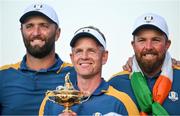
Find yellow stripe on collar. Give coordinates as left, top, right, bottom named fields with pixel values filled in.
left=56, top=62, right=73, bottom=73
left=173, top=65, right=180, bottom=70
left=108, top=71, right=130, bottom=81
left=106, top=86, right=139, bottom=115
left=0, top=62, right=21, bottom=70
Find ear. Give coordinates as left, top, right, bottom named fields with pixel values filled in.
left=131, top=40, right=135, bottom=49
left=70, top=53, right=74, bottom=65
left=165, top=39, right=171, bottom=51
left=55, top=28, right=61, bottom=41
left=102, top=51, right=108, bottom=65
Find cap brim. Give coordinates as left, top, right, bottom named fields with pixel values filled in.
left=132, top=24, right=165, bottom=35
left=70, top=32, right=103, bottom=47
left=20, top=11, right=54, bottom=24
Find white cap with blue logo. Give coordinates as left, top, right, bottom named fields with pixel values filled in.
left=132, top=13, right=169, bottom=37
left=20, top=3, right=59, bottom=26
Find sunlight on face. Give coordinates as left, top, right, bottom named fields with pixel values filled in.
left=70, top=37, right=108, bottom=78
left=21, top=15, right=59, bottom=58
left=132, top=29, right=171, bottom=74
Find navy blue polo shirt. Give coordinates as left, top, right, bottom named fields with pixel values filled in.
left=0, top=54, right=77, bottom=115
left=109, top=66, right=180, bottom=115
left=42, top=79, right=133, bottom=115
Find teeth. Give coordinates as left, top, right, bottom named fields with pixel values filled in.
left=143, top=54, right=156, bottom=59
left=81, top=63, right=90, bottom=65
left=30, top=40, right=45, bottom=47
left=145, top=54, right=154, bottom=56
left=80, top=63, right=91, bottom=66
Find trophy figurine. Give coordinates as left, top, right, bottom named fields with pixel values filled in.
left=46, top=73, right=84, bottom=113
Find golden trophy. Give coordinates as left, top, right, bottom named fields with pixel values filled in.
left=46, top=73, right=84, bottom=113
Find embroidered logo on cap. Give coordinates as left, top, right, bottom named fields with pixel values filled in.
left=33, top=4, right=43, bottom=10
left=144, top=15, right=154, bottom=23
left=168, top=91, right=178, bottom=102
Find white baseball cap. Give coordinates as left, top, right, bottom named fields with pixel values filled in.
left=132, top=13, right=169, bottom=37
left=20, top=3, right=59, bottom=26
left=70, top=26, right=106, bottom=49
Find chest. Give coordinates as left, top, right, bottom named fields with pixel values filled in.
left=0, top=70, right=73, bottom=115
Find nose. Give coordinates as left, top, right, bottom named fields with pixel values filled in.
left=32, top=26, right=41, bottom=36
left=81, top=51, right=89, bottom=59
left=145, top=40, right=153, bottom=50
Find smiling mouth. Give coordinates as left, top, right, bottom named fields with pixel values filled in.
left=80, top=63, right=92, bottom=65
left=30, top=39, right=45, bottom=47
left=142, top=53, right=158, bottom=60
left=79, top=62, right=93, bottom=67
left=144, top=54, right=156, bottom=57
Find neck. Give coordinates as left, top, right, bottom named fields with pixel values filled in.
left=26, top=51, right=56, bottom=71
left=77, top=75, right=102, bottom=95
left=142, top=66, right=162, bottom=77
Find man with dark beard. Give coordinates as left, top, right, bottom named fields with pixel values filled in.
left=0, top=3, right=76, bottom=115
left=109, top=13, right=180, bottom=115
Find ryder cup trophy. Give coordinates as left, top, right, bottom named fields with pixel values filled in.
left=46, top=73, right=84, bottom=113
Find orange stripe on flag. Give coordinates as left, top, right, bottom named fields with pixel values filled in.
left=153, top=75, right=172, bottom=104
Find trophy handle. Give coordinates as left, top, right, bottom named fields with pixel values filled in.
left=46, top=90, right=59, bottom=104
left=64, top=73, right=74, bottom=90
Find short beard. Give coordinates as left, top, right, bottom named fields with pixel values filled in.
left=22, top=35, right=56, bottom=58
left=136, top=52, right=165, bottom=75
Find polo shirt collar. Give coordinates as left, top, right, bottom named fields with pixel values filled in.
left=74, top=78, right=109, bottom=96
left=19, top=54, right=63, bottom=72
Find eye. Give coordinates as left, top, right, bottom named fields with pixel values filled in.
left=73, top=49, right=83, bottom=56
left=40, top=23, right=49, bottom=29
left=153, top=37, right=161, bottom=42
left=88, top=49, right=96, bottom=54
left=137, top=38, right=145, bottom=42
left=25, top=24, right=33, bottom=29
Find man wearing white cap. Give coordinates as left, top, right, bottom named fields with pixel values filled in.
left=39, top=26, right=139, bottom=116
left=109, top=13, right=180, bottom=115
left=0, top=3, right=77, bottom=115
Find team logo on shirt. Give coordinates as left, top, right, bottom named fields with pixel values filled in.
left=93, top=112, right=122, bottom=116
left=93, top=112, right=102, bottom=116
left=168, top=91, right=178, bottom=102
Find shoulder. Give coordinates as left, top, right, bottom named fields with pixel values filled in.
left=173, top=66, right=180, bottom=81
left=108, top=71, right=130, bottom=82
left=61, top=62, right=74, bottom=71
left=0, top=62, right=21, bottom=71
left=108, top=71, right=131, bottom=90
left=0, top=62, right=21, bottom=84
left=106, top=86, right=139, bottom=115
left=111, top=71, right=130, bottom=77
left=173, top=66, right=180, bottom=76
left=173, top=65, right=180, bottom=70
left=57, top=62, right=74, bottom=73
left=62, top=62, right=73, bottom=67
left=57, top=62, right=77, bottom=83
left=106, top=86, right=133, bottom=102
